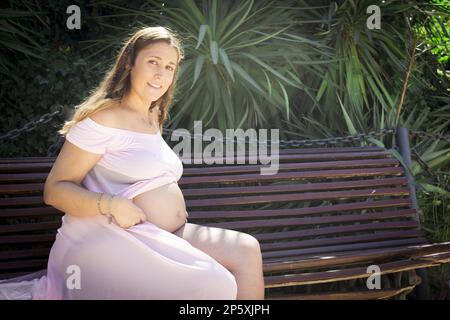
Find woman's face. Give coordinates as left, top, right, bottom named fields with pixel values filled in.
left=129, top=41, right=179, bottom=103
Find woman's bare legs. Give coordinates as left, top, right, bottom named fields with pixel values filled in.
left=173, top=222, right=265, bottom=300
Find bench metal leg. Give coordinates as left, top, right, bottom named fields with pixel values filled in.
left=396, top=127, right=430, bottom=300
left=414, top=269, right=430, bottom=299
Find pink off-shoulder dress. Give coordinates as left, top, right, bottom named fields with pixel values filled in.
left=0, top=117, right=237, bottom=300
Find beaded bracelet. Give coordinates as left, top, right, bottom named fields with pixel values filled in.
left=97, top=192, right=114, bottom=224
left=107, top=194, right=116, bottom=224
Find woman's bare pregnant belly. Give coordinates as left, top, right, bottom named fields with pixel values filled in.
left=131, top=182, right=188, bottom=233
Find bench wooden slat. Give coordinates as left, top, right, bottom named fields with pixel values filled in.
left=0, top=173, right=48, bottom=183
left=262, top=238, right=427, bottom=260
left=186, top=187, right=410, bottom=207
left=0, top=183, right=44, bottom=195
left=0, top=221, right=61, bottom=235
left=203, top=209, right=416, bottom=230
left=0, top=259, right=48, bottom=272
left=182, top=177, right=408, bottom=197
left=194, top=199, right=413, bottom=219
left=0, top=158, right=399, bottom=175
left=0, top=248, right=51, bottom=261
left=181, top=151, right=394, bottom=163
left=181, top=159, right=400, bottom=176
left=188, top=199, right=412, bottom=219
left=0, top=234, right=56, bottom=244
left=410, top=251, right=450, bottom=264
left=0, top=147, right=385, bottom=166
left=264, top=258, right=439, bottom=288
left=260, top=229, right=422, bottom=251
left=179, top=167, right=405, bottom=185
left=0, top=157, right=56, bottom=163
left=0, top=158, right=400, bottom=175
left=0, top=207, right=61, bottom=219
left=264, top=151, right=393, bottom=161
left=0, top=147, right=384, bottom=162
left=271, top=146, right=385, bottom=154
left=255, top=220, right=419, bottom=242
left=0, top=166, right=405, bottom=184
left=0, top=271, right=45, bottom=280
left=267, top=285, right=417, bottom=300
left=263, top=242, right=450, bottom=272
left=0, top=176, right=409, bottom=196
left=0, top=163, right=54, bottom=173
left=0, top=196, right=43, bottom=207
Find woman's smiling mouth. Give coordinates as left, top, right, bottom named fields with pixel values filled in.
left=147, top=82, right=162, bottom=89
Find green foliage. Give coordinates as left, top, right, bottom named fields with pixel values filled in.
left=417, top=171, right=450, bottom=298
left=415, top=0, right=450, bottom=65
left=0, top=46, right=104, bottom=156
left=0, top=2, right=47, bottom=78
left=0, top=0, right=137, bottom=156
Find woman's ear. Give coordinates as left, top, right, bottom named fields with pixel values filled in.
left=125, top=57, right=132, bottom=70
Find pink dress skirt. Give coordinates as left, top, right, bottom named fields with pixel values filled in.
left=0, top=214, right=237, bottom=300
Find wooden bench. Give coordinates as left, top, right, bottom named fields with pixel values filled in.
left=1, top=128, right=449, bottom=300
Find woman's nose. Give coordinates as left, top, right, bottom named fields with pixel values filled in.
left=154, top=70, right=162, bottom=79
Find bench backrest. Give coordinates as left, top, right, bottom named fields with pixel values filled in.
left=0, top=146, right=427, bottom=279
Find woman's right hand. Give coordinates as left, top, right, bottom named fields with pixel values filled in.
left=109, top=196, right=147, bottom=229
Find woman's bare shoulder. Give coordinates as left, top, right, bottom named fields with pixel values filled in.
left=90, top=106, right=122, bottom=127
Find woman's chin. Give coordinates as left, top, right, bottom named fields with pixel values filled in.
left=146, top=94, right=163, bottom=102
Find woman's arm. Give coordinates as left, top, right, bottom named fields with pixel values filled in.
left=43, top=139, right=110, bottom=217
left=44, top=180, right=111, bottom=218
left=44, top=138, right=146, bottom=228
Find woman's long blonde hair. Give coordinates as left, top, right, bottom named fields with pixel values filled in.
left=59, top=26, right=184, bottom=136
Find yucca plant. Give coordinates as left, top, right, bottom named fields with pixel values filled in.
left=82, top=0, right=334, bottom=134
left=287, top=0, right=449, bottom=138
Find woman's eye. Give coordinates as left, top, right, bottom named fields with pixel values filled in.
left=149, top=60, right=173, bottom=71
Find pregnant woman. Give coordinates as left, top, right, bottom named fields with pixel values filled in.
left=6, top=26, right=264, bottom=300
